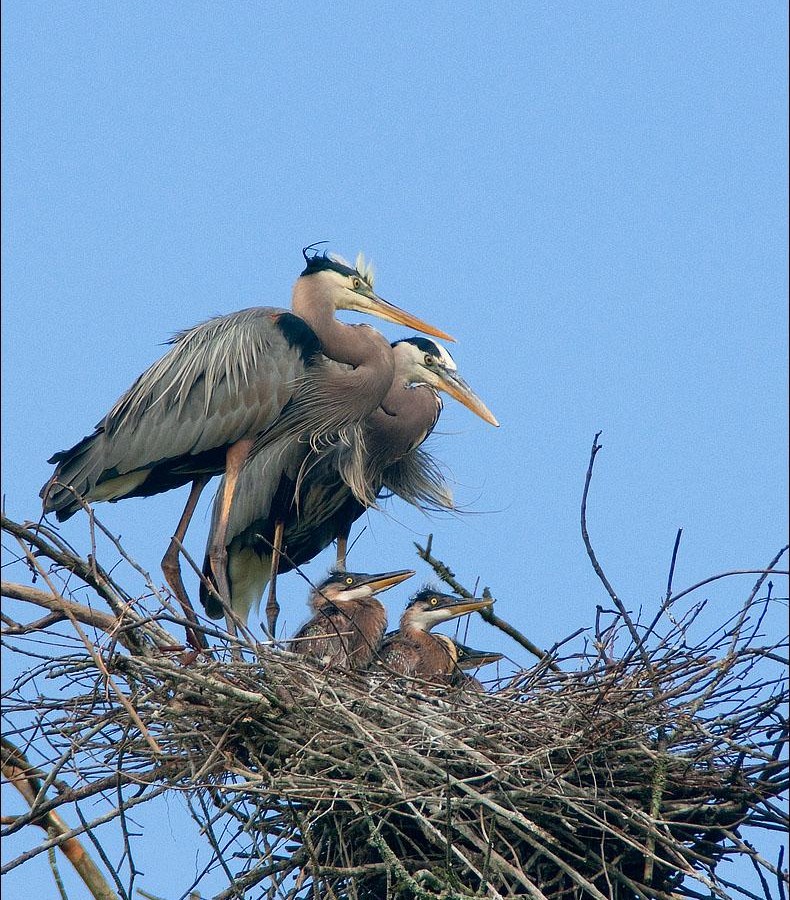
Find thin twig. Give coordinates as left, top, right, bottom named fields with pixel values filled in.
left=580, top=433, right=657, bottom=680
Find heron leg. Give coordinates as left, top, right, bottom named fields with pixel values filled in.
left=264, top=519, right=285, bottom=637
left=208, top=438, right=254, bottom=640
left=161, top=475, right=210, bottom=651
left=335, top=524, right=351, bottom=570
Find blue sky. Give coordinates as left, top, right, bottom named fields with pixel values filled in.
left=2, top=3, right=788, bottom=897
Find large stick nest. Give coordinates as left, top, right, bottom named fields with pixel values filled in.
left=2, top=512, right=788, bottom=899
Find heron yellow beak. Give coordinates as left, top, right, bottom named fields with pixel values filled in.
left=345, top=288, right=455, bottom=343
left=357, top=569, right=415, bottom=594
left=438, top=596, right=494, bottom=617
left=430, top=593, right=495, bottom=619
left=440, top=371, right=499, bottom=427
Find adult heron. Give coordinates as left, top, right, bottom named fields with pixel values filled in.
left=288, top=568, right=414, bottom=670
left=40, top=247, right=452, bottom=642
left=375, top=588, right=494, bottom=680
left=200, top=337, right=498, bottom=632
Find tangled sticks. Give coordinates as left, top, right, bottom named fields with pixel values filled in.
left=1, top=437, right=788, bottom=899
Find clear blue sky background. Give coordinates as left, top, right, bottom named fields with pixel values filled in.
left=2, top=3, right=788, bottom=898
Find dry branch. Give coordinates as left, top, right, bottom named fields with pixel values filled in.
left=2, top=738, right=118, bottom=900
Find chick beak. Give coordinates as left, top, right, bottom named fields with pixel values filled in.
left=358, top=568, right=415, bottom=594
left=434, top=594, right=495, bottom=618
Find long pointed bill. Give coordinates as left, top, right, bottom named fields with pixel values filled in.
left=357, top=569, right=415, bottom=594
left=434, top=594, right=495, bottom=618
left=440, top=371, right=499, bottom=427
left=349, top=291, right=455, bottom=343
left=454, top=643, right=504, bottom=670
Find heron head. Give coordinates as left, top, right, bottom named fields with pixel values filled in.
left=310, top=568, right=414, bottom=611
left=300, top=245, right=454, bottom=341
left=391, top=337, right=499, bottom=427
left=400, top=587, right=494, bottom=632
left=452, top=641, right=504, bottom=670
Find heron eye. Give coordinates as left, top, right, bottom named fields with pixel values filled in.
left=352, top=277, right=361, bottom=289
left=345, top=576, right=354, bottom=585
left=424, top=354, right=434, bottom=366
left=430, top=597, right=438, bottom=605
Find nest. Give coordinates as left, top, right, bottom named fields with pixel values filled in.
left=2, top=513, right=788, bottom=899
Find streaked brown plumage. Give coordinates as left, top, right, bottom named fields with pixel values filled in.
left=377, top=589, right=494, bottom=681
left=290, top=569, right=413, bottom=670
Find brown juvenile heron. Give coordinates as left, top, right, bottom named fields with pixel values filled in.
left=200, top=337, right=498, bottom=633
left=39, top=246, right=451, bottom=642
left=376, top=588, right=494, bottom=680
left=289, top=568, right=414, bottom=670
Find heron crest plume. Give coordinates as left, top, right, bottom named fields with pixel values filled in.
left=301, top=244, right=375, bottom=289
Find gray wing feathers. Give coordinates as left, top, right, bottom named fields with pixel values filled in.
left=105, top=308, right=298, bottom=459
left=44, top=308, right=304, bottom=514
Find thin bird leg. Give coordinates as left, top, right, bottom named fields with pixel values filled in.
left=265, top=519, right=285, bottom=636
left=161, top=475, right=210, bottom=651
left=208, top=437, right=255, bottom=640
left=335, top=524, right=351, bottom=571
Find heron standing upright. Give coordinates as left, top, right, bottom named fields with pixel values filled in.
left=376, top=588, right=494, bottom=681
left=200, top=337, right=498, bottom=632
left=289, top=568, right=414, bottom=670
left=40, top=247, right=452, bottom=643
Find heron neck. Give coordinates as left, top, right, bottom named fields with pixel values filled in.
left=290, top=278, right=362, bottom=363
left=292, top=277, right=395, bottom=400
left=380, top=379, right=438, bottom=420
left=400, top=617, right=437, bottom=637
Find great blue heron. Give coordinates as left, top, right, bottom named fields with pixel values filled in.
left=288, top=568, right=414, bottom=670
left=40, top=247, right=451, bottom=643
left=375, top=588, right=494, bottom=680
left=200, top=337, right=498, bottom=633
left=450, top=641, right=504, bottom=692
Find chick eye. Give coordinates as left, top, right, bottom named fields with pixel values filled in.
left=424, top=354, right=435, bottom=366
left=352, top=277, right=361, bottom=289
left=345, top=576, right=354, bottom=585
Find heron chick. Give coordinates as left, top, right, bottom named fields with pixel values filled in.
left=290, top=568, right=414, bottom=670
left=376, top=588, right=494, bottom=681
left=450, top=641, right=504, bottom=692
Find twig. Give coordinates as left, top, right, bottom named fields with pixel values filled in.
left=2, top=582, right=127, bottom=646
left=10, top=537, right=163, bottom=756
left=580, top=433, right=657, bottom=680
left=666, top=527, right=683, bottom=600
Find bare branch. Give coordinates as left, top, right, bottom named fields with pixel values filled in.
left=2, top=581, right=123, bottom=641
left=1, top=739, right=118, bottom=900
